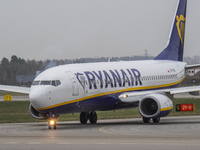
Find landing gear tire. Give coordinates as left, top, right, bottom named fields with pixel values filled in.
left=80, top=112, right=89, bottom=124
left=143, top=117, right=150, bottom=123
left=48, top=124, right=57, bottom=129
left=89, top=111, right=97, bottom=124
left=153, top=117, right=160, bottom=123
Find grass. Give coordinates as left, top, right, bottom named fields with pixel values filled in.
left=0, top=91, right=28, bottom=96
left=0, top=98, right=200, bottom=123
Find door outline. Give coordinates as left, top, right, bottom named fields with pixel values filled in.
left=66, top=71, right=79, bottom=96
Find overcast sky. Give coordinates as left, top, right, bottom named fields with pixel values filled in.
left=0, top=0, right=199, bottom=61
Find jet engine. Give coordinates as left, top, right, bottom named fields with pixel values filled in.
left=139, top=94, right=173, bottom=119
left=29, top=104, right=48, bottom=120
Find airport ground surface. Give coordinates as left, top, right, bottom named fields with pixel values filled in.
left=0, top=93, right=200, bottom=149
left=0, top=116, right=200, bottom=150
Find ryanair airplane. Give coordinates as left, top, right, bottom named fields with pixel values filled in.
left=1, top=0, right=200, bottom=129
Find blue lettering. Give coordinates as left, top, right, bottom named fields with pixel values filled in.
left=127, top=69, right=134, bottom=86
left=103, top=70, right=113, bottom=88
left=92, top=71, right=103, bottom=89
left=109, top=70, right=122, bottom=87
left=131, top=69, right=142, bottom=86
left=121, top=69, right=131, bottom=87
left=81, top=68, right=142, bottom=90
left=84, top=71, right=97, bottom=89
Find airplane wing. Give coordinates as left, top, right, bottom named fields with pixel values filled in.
left=119, top=85, right=200, bottom=103
left=0, top=85, right=30, bottom=94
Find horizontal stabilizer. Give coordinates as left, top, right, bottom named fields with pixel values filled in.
left=186, top=64, right=200, bottom=70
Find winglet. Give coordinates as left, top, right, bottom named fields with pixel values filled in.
left=154, top=0, right=187, bottom=61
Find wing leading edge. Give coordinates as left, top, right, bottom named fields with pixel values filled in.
left=0, top=85, right=30, bottom=94
left=119, top=85, right=200, bottom=103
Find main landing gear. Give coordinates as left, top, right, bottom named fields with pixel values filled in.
left=80, top=111, right=97, bottom=124
left=143, top=117, right=160, bottom=124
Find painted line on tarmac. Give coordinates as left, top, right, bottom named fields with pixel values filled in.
left=99, top=125, right=134, bottom=136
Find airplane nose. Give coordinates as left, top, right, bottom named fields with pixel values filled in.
left=29, top=86, right=47, bottom=109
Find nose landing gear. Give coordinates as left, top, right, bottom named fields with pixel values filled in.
left=47, top=111, right=98, bottom=129
left=48, top=119, right=57, bottom=129
left=47, top=113, right=58, bottom=129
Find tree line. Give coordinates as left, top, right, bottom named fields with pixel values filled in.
left=0, top=56, right=43, bottom=85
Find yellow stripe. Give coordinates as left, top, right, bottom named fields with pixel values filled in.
left=37, top=78, right=184, bottom=111
left=161, top=106, right=173, bottom=112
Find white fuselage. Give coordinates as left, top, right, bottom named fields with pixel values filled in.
left=29, top=60, right=186, bottom=114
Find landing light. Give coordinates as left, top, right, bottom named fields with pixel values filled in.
left=123, top=95, right=128, bottom=98
left=49, top=120, right=56, bottom=125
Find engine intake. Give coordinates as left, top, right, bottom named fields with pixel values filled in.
left=139, top=94, right=173, bottom=118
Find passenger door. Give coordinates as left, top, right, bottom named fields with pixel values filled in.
left=66, top=71, right=79, bottom=96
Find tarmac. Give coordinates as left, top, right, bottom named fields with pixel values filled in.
left=0, top=116, right=200, bottom=150
left=0, top=93, right=200, bottom=149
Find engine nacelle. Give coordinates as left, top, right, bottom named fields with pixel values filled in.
left=139, top=94, right=173, bottom=118
left=29, top=104, right=48, bottom=120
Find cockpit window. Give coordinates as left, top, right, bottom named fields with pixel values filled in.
left=32, top=81, right=40, bottom=85
left=32, top=80, right=61, bottom=87
left=40, top=81, right=51, bottom=85
left=56, top=80, right=61, bottom=86
left=51, top=80, right=61, bottom=86
left=52, top=80, right=56, bottom=86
